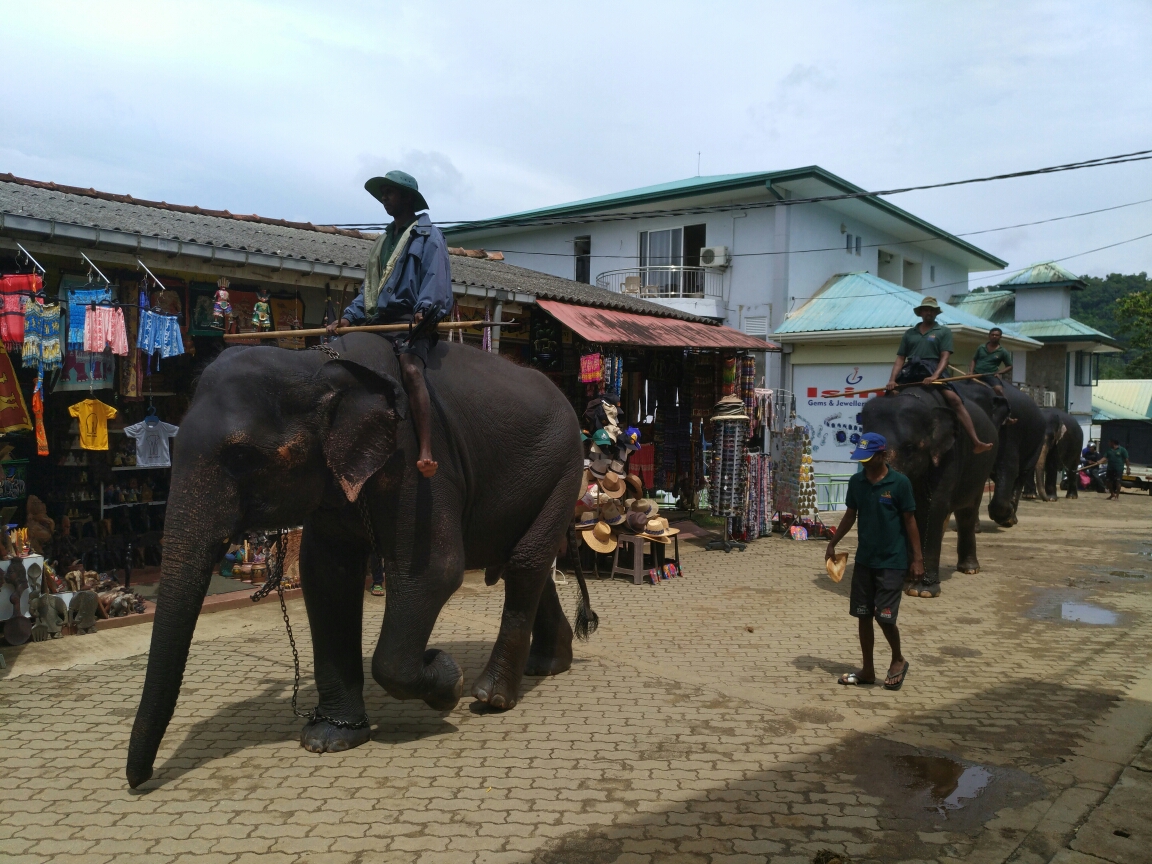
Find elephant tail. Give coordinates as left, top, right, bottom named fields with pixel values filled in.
left=568, top=523, right=599, bottom=641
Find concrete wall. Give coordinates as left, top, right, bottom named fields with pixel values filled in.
left=1029, top=344, right=1068, bottom=408
left=1015, top=286, right=1071, bottom=321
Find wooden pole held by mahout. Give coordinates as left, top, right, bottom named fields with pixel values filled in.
left=221, top=320, right=515, bottom=342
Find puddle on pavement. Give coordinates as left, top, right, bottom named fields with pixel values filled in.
left=1027, top=588, right=1122, bottom=627
left=835, top=735, right=1046, bottom=834
left=1060, top=602, right=1119, bottom=625
left=897, top=756, right=992, bottom=814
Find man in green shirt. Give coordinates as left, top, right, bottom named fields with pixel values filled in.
left=885, top=297, right=994, bottom=453
left=1100, top=439, right=1130, bottom=499
left=968, top=327, right=1013, bottom=399
left=825, top=433, right=924, bottom=690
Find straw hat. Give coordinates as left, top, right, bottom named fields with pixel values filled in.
left=624, top=511, right=649, bottom=534
left=630, top=498, right=660, bottom=518
left=589, top=458, right=611, bottom=479
left=638, top=517, right=672, bottom=544
left=574, top=509, right=598, bottom=531
left=825, top=552, right=848, bottom=583
left=625, top=473, right=644, bottom=497
left=710, top=394, right=749, bottom=423
left=582, top=520, right=618, bottom=553
left=601, top=500, right=626, bottom=526
left=600, top=471, right=626, bottom=499
left=912, top=295, right=943, bottom=316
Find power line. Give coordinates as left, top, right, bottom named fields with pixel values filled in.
left=326, top=147, right=1152, bottom=231
left=380, top=195, right=1152, bottom=262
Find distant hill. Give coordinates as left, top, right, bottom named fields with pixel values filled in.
left=1073, top=272, right=1150, bottom=378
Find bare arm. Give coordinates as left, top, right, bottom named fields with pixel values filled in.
left=968, top=356, right=976, bottom=375
left=927, top=350, right=951, bottom=382
left=903, top=511, right=924, bottom=577
left=886, top=357, right=905, bottom=391
left=825, top=508, right=857, bottom=559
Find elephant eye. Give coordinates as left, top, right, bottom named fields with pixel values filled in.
left=220, top=443, right=267, bottom=477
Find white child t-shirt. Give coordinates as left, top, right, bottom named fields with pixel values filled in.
left=124, top=420, right=179, bottom=468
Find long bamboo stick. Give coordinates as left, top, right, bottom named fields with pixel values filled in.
left=820, top=371, right=992, bottom=399
left=222, top=320, right=515, bottom=342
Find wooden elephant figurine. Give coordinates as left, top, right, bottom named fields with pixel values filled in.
left=30, top=594, right=68, bottom=641
left=68, top=590, right=100, bottom=634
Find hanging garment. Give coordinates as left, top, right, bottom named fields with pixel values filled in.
left=66, top=285, right=112, bottom=350
left=120, top=305, right=141, bottom=398
left=68, top=399, right=117, bottom=450
left=21, top=299, right=63, bottom=373
left=579, top=353, right=603, bottom=384
left=124, top=419, right=179, bottom=468
left=0, top=273, right=39, bottom=351
left=32, top=375, right=48, bottom=457
left=159, top=315, right=184, bottom=358
left=137, top=310, right=185, bottom=358
left=0, top=351, right=32, bottom=433
left=83, top=305, right=129, bottom=355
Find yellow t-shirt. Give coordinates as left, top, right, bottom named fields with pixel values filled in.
left=68, top=399, right=118, bottom=451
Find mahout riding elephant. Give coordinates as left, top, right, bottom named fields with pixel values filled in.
left=987, top=383, right=1046, bottom=526
left=1023, top=408, right=1084, bottom=501
left=126, top=334, right=595, bottom=789
left=861, top=381, right=999, bottom=594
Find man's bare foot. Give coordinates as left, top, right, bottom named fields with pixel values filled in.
left=417, top=458, right=438, bottom=478
left=973, top=441, right=994, bottom=454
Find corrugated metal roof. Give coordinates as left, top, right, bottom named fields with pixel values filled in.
left=1093, top=380, right=1152, bottom=420
left=948, top=289, right=1015, bottom=324
left=772, top=272, right=1037, bottom=345
left=537, top=300, right=779, bottom=350
left=1011, top=317, right=1122, bottom=348
left=997, top=261, right=1085, bottom=289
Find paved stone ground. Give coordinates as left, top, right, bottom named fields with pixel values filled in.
left=3, top=492, right=1152, bottom=864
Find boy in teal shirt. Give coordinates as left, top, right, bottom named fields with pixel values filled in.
left=825, top=433, right=924, bottom=690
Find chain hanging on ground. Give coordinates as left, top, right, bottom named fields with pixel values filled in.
left=250, top=530, right=370, bottom=730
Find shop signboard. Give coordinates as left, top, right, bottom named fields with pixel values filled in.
left=791, top=363, right=890, bottom=470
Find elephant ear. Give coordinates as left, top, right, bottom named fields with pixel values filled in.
left=929, top=405, right=956, bottom=466
left=318, top=358, right=408, bottom=503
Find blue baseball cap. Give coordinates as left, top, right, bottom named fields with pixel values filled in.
left=849, top=432, right=887, bottom=461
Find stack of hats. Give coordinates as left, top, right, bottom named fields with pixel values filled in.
left=576, top=495, right=680, bottom=553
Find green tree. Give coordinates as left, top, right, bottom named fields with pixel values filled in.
left=1114, top=290, right=1152, bottom=378
left=1074, top=272, right=1152, bottom=379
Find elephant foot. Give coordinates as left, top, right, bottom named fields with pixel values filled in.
left=524, top=647, right=572, bottom=677
left=472, top=663, right=522, bottom=710
left=372, top=648, right=463, bottom=712
left=420, top=649, right=464, bottom=711
left=1066, top=491, right=1079, bottom=499
left=300, top=718, right=372, bottom=753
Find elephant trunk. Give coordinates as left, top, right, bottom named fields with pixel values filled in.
left=126, top=466, right=235, bottom=789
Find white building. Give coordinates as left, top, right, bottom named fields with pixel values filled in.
left=444, top=167, right=1008, bottom=391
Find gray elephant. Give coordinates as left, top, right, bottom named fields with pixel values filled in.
left=1024, top=408, right=1084, bottom=501
left=126, top=334, right=596, bottom=789
left=987, top=383, right=1046, bottom=527
left=861, top=381, right=999, bottom=596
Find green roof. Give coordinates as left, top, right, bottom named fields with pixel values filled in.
left=948, top=289, right=1015, bottom=324
left=1093, top=380, right=1152, bottom=421
left=1011, top=317, right=1123, bottom=348
left=445, top=166, right=1007, bottom=269
left=773, top=272, right=1038, bottom=347
left=996, top=261, right=1086, bottom=290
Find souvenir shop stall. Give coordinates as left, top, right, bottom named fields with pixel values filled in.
left=488, top=300, right=783, bottom=567
left=0, top=247, right=308, bottom=645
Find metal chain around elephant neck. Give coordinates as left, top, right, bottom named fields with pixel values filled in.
left=250, top=531, right=370, bottom=731
left=309, top=342, right=342, bottom=361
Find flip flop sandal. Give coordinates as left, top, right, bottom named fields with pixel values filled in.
left=370, top=584, right=385, bottom=597
left=838, top=672, right=875, bottom=686
left=916, top=584, right=941, bottom=598
left=884, top=661, right=910, bottom=691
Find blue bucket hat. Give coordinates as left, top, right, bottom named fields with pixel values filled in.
left=364, top=170, right=430, bottom=212
left=849, top=432, right=887, bottom=461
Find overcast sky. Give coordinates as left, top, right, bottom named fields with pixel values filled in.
left=3, top=1, right=1151, bottom=282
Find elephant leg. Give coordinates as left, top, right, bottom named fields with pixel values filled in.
left=954, top=507, right=980, bottom=574
left=1064, top=463, right=1079, bottom=498
left=298, top=522, right=372, bottom=754
left=524, top=576, right=574, bottom=677
left=916, top=507, right=949, bottom=590
left=473, top=477, right=573, bottom=709
left=370, top=534, right=465, bottom=712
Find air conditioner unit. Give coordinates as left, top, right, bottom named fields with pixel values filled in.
left=700, top=245, right=730, bottom=269
left=1042, top=391, right=1057, bottom=407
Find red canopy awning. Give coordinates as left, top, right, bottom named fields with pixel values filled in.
left=536, top=300, right=779, bottom=351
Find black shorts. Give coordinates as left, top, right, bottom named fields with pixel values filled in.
left=850, top=564, right=905, bottom=623
left=384, top=332, right=436, bottom=367
left=977, top=373, right=1002, bottom=387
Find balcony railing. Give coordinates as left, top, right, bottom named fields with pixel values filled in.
left=595, top=266, right=723, bottom=300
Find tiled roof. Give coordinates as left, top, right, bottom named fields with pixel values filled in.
left=773, top=271, right=1038, bottom=347
left=0, top=174, right=375, bottom=268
